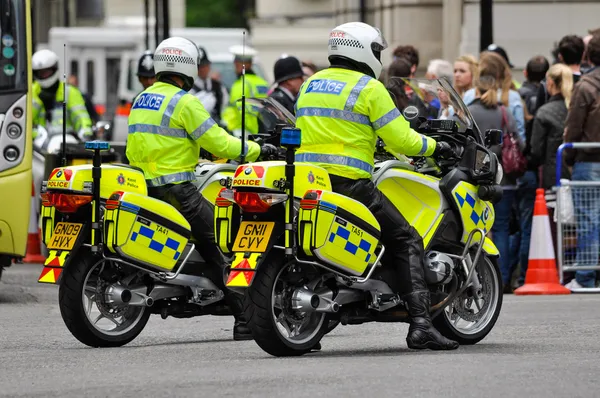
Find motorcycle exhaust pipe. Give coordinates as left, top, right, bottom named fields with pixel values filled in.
left=291, top=287, right=339, bottom=313
left=105, top=284, right=154, bottom=307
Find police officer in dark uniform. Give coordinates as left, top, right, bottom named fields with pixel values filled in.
left=268, top=55, right=306, bottom=115
left=133, top=50, right=157, bottom=103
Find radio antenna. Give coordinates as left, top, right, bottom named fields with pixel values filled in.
left=240, top=31, right=247, bottom=164
left=61, top=43, right=67, bottom=167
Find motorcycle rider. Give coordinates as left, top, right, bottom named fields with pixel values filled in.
left=126, top=37, right=277, bottom=340
left=222, top=45, right=269, bottom=137
left=190, top=46, right=229, bottom=125
left=269, top=55, right=306, bottom=115
left=31, top=49, right=93, bottom=140
left=295, top=22, right=459, bottom=350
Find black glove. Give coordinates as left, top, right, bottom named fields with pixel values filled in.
left=433, top=141, right=454, bottom=159
left=260, top=143, right=278, bottom=160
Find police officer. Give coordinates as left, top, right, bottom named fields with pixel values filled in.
left=222, top=45, right=269, bottom=137
left=190, top=46, right=229, bottom=125
left=269, top=55, right=306, bottom=115
left=126, top=37, right=277, bottom=340
left=295, top=22, right=458, bottom=350
left=32, top=49, right=93, bottom=140
left=134, top=50, right=157, bottom=102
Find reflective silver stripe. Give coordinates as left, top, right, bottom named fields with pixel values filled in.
left=32, top=101, right=42, bottom=111
left=344, top=75, right=372, bottom=111
left=161, top=89, right=186, bottom=126
left=190, top=118, right=216, bottom=140
left=70, top=105, right=88, bottom=112
left=418, top=135, right=429, bottom=155
left=296, top=107, right=370, bottom=126
left=128, top=123, right=188, bottom=138
left=146, top=171, right=196, bottom=187
left=372, top=108, right=401, bottom=130
left=295, top=153, right=373, bottom=173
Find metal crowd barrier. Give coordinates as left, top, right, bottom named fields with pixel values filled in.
left=555, top=142, right=600, bottom=292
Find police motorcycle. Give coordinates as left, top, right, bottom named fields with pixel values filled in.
left=216, top=78, right=505, bottom=356
left=36, top=126, right=263, bottom=346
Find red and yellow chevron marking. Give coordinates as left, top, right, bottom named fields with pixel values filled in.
left=233, top=165, right=265, bottom=179
left=226, top=253, right=260, bottom=287
left=38, top=267, right=63, bottom=284
left=44, top=250, right=69, bottom=267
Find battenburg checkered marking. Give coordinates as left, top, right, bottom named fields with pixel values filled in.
left=328, top=225, right=373, bottom=263
left=454, top=191, right=489, bottom=234
left=131, top=225, right=182, bottom=260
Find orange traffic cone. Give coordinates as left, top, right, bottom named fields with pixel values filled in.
left=514, top=188, right=570, bottom=295
left=23, top=183, right=46, bottom=264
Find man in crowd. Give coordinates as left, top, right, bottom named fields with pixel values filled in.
left=190, top=46, right=229, bottom=126
left=563, top=34, right=600, bottom=290
left=536, top=35, right=585, bottom=112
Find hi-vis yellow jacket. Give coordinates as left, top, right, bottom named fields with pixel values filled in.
left=295, top=68, right=435, bottom=179
left=127, top=81, right=260, bottom=187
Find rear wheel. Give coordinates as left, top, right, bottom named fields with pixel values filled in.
left=433, top=255, right=503, bottom=345
left=245, top=256, right=327, bottom=357
left=59, top=252, right=151, bottom=347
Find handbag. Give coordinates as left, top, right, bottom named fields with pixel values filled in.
left=500, top=106, right=527, bottom=179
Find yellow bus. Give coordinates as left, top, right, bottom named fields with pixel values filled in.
left=0, top=0, right=33, bottom=279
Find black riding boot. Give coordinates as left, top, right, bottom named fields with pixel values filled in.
left=224, top=291, right=253, bottom=341
left=402, top=290, right=459, bottom=350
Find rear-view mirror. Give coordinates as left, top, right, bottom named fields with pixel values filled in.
left=484, top=129, right=503, bottom=147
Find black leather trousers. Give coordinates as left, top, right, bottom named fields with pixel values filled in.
left=330, top=176, right=428, bottom=294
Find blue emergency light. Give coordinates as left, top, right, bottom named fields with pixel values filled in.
left=280, top=128, right=301, bottom=148
left=84, top=141, right=110, bottom=151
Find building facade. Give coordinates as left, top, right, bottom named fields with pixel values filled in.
left=33, top=0, right=185, bottom=46
left=251, top=0, right=600, bottom=83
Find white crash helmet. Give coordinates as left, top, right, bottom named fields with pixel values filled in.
left=328, top=22, right=388, bottom=79
left=32, top=49, right=60, bottom=88
left=153, top=37, right=199, bottom=90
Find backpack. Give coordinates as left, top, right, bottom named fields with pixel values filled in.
left=500, top=106, right=527, bottom=179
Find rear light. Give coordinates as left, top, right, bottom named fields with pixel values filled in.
left=300, top=190, right=323, bottom=210
left=233, top=191, right=288, bottom=213
left=41, top=192, right=93, bottom=213
left=106, top=191, right=125, bottom=210
left=216, top=188, right=234, bottom=207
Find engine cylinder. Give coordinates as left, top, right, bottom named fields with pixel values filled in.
left=423, top=251, right=454, bottom=285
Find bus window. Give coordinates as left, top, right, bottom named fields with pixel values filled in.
left=0, top=0, right=27, bottom=92
left=86, top=60, right=94, bottom=97
left=71, top=60, right=79, bottom=78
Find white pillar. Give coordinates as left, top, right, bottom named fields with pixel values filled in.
left=442, top=0, right=463, bottom=62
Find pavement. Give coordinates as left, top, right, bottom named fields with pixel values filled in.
left=1, top=263, right=599, bottom=398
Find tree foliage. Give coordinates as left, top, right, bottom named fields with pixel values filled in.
left=186, top=0, right=254, bottom=29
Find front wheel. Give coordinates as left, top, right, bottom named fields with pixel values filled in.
left=433, top=255, right=503, bottom=345
left=245, top=255, right=328, bottom=357
left=59, top=252, right=151, bottom=347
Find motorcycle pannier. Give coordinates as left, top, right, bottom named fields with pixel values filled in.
left=104, top=192, right=191, bottom=272
left=297, top=190, right=381, bottom=276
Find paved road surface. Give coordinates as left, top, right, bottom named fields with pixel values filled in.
left=1, top=263, right=599, bottom=398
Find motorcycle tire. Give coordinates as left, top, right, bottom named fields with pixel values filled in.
left=433, top=256, right=503, bottom=345
left=244, top=254, right=328, bottom=357
left=59, top=251, right=151, bottom=348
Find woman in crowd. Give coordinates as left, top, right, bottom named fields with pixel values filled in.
left=453, top=54, right=478, bottom=97
left=467, top=57, right=522, bottom=293
left=530, top=64, right=573, bottom=191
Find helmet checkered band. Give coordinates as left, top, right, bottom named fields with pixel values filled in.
left=328, top=37, right=364, bottom=49
left=154, top=53, right=195, bottom=65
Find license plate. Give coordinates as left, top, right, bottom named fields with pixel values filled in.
left=46, top=222, right=83, bottom=251
left=232, top=222, right=275, bottom=252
